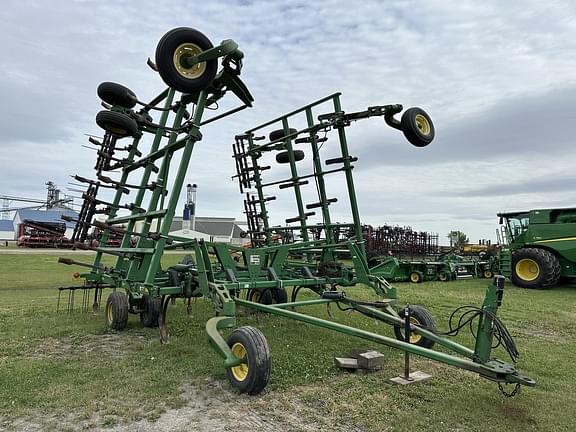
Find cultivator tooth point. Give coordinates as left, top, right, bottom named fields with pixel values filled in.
left=58, top=26, right=534, bottom=397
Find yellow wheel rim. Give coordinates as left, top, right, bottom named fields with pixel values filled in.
left=106, top=303, right=113, bottom=323
left=408, top=317, right=422, bottom=344
left=484, top=270, right=493, bottom=278
left=410, top=272, right=419, bottom=283
left=414, top=114, right=431, bottom=136
left=173, top=43, right=206, bottom=79
left=515, top=258, right=540, bottom=281
left=230, top=342, right=249, bottom=381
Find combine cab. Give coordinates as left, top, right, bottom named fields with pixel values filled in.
left=497, top=208, right=576, bottom=288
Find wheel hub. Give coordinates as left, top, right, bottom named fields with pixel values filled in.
left=173, top=43, right=206, bottom=79
left=414, top=114, right=431, bottom=136
left=516, top=258, right=540, bottom=281
left=230, top=342, right=249, bottom=381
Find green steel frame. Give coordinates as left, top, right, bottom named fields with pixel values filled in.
left=60, top=27, right=535, bottom=395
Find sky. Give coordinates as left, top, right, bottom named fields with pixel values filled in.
left=0, top=0, right=575, bottom=244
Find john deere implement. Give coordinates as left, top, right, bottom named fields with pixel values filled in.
left=59, top=27, right=535, bottom=396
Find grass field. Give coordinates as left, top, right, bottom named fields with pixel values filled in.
left=0, top=252, right=575, bottom=431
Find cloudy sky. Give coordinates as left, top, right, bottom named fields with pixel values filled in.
left=0, top=0, right=575, bottom=244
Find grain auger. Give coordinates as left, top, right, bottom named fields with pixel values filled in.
left=59, top=27, right=534, bottom=396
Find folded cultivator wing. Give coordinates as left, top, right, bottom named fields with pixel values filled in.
left=59, top=27, right=535, bottom=396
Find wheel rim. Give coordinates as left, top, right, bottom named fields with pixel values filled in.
left=414, top=114, right=431, bottom=136
left=106, top=303, right=113, bottom=323
left=406, top=317, right=422, bottom=344
left=106, top=124, right=128, bottom=135
left=515, top=258, right=540, bottom=281
left=230, top=342, right=249, bottom=381
left=410, top=273, right=419, bottom=283
left=439, top=273, right=447, bottom=281
left=252, top=291, right=261, bottom=302
left=173, top=43, right=206, bottom=79
left=484, top=271, right=493, bottom=278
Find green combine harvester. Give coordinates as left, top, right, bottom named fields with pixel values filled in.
left=59, top=27, right=534, bottom=396
left=498, top=208, right=576, bottom=289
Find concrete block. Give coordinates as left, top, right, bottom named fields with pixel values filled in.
left=334, top=357, right=359, bottom=369
left=357, top=350, right=385, bottom=370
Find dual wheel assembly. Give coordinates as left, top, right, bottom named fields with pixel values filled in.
left=512, top=247, right=560, bottom=289
left=105, top=291, right=161, bottom=330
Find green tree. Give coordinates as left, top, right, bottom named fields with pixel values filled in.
left=448, top=230, right=469, bottom=249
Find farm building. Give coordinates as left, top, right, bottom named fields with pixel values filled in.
left=0, top=219, right=14, bottom=241
left=168, top=216, right=246, bottom=244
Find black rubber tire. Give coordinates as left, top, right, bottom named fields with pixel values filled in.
left=155, top=27, right=218, bottom=94
left=276, top=150, right=305, bottom=164
left=96, top=110, right=139, bottom=138
left=409, top=271, right=424, bottom=283
left=511, top=248, right=561, bottom=289
left=271, top=288, right=288, bottom=304
left=393, top=305, right=437, bottom=349
left=400, top=107, right=435, bottom=147
left=269, top=128, right=297, bottom=141
left=248, top=289, right=273, bottom=305
left=97, top=82, right=137, bottom=108
left=105, top=291, right=128, bottom=330
left=226, top=326, right=271, bottom=395
left=139, top=294, right=161, bottom=328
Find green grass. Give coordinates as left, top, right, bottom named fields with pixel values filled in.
left=0, top=252, right=575, bottom=431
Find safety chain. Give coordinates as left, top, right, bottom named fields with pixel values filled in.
left=498, top=382, right=521, bottom=398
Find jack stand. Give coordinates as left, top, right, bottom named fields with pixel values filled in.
left=390, top=306, right=432, bottom=385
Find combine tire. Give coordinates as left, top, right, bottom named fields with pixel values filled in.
left=155, top=27, right=218, bottom=94
left=393, top=305, right=437, bottom=348
left=139, top=294, right=161, bottom=328
left=409, top=271, right=424, bottom=283
left=105, top=291, right=128, bottom=330
left=401, top=107, right=435, bottom=147
left=512, top=248, right=561, bottom=289
left=226, top=326, right=271, bottom=394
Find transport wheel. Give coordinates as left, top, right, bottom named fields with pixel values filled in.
left=96, top=110, right=139, bottom=138
left=409, top=271, right=424, bottom=283
left=269, top=128, right=297, bottom=141
left=393, top=305, right=437, bottom=348
left=155, top=27, right=218, bottom=94
left=511, top=248, right=561, bottom=289
left=226, top=326, right=271, bottom=394
left=105, top=291, right=128, bottom=330
left=438, top=271, right=449, bottom=282
left=400, top=107, right=435, bottom=147
left=276, top=150, right=305, bottom=164
left=248, top=289, right=273, bottom=305
left=483, top=270, right=493, bottom=279
left=97, top=82, right=137, bottom=108
left=139, top=294, right=161, bottom=328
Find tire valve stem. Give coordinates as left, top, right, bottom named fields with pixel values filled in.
left=403, top=306, right=413, bottom=381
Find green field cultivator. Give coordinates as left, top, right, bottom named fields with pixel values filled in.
left=59, top=27, right=535, bottom=396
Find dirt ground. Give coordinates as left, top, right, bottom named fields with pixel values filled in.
left=1, top=379, right=360, bottom=432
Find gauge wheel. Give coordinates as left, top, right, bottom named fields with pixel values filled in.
left=269, top=128, right=298, bottom=141
left=105, top=291, right=128, bottom=330
left=511, top=248, right=560, bottom=289
left=276, top=150, right=305, bottom=164
left=139, top=294, right=161, bottom=328
left=247, top=289, right=273, bottom=305
left=271, top=287, right=288, bottom=304
left=483, top=269, right=493, bottom=279
left=393, top=305, right=437, bottom=348
left=95, top=110, right=139, bottom=138
left=97, top=82, right=137, bottom=108
left=155, top=27, right=218, bottom=93
left=226, top=326, right=271, bottom=394
left=409, top=271, right=424, bottom=283
left=401, top=107, right=435, bottom=147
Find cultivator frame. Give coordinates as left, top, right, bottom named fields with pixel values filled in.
left=60, top=27, right=535, bottom=396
